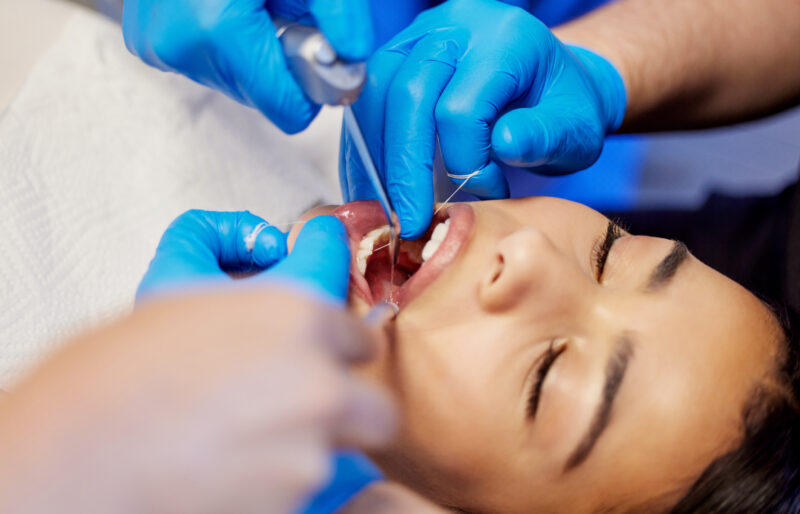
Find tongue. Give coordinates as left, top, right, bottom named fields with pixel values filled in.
left=362, top=232, right=428, bottom=303
left=365, top=242, right=430, bottom=303
left=365, top=257, right=408, bottom=303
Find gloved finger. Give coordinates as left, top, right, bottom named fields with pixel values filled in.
left=339, top=45, right=408, bottom=202
left=332, top=377, right=397, bottom=449
left=225, top=13, right=320, bottom=134
left=491, top=99, right=605, bottom=175
left=121, top=1, right=144, bottom=63
left=121, top=0, right=181, bottom=72
left=449, top=161, right=510, bottom=200
left=435, top=54, right=524, bottom=176
left=309, top=0, right=374, bottom=61
left=384, top=36, right=458, bottom=240
left=265, top=0, right=313, bottom=21
left=266, top=215, right=351, bottom=303
left=137, top=210, right=287, bottom=301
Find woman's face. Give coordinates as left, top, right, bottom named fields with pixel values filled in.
left=290, top=197, right=782, bottom=513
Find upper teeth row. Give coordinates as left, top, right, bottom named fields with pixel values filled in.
left=354, top=219, right=451, bottom=275
left=421, top=219, right=450, bottom=262
left=356, top=225, right=389, bottom=275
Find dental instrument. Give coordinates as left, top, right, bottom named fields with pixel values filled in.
left=363, top=301, right=400, bottom=328
left=342, top=106, right=401, bottom=272
left=274, top=17, right=401, bottom=272
left=272, top=18, right=366, bottom=106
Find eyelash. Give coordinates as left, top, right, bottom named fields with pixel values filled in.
left=525, top=222, right=623, bottom=419
left=592, top=222, right=623, bottom=281
left=527, top=340, right=566, bottom=418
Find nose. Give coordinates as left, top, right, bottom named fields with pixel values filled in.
left=478, top=226, right=594, bottom=320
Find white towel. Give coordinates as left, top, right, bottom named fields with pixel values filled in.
left=0, top=7, right=343, bottom=387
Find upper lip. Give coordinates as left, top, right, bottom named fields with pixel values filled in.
left=332, top=201, right=475, bottom=308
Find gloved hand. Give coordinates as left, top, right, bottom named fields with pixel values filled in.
left=123, top=0, right=374, bottom=134
left=340, top=0, right=626, bottom=239
left=137, top=209, right=351, bottom=303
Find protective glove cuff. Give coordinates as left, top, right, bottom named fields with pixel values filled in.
left=567, top=45, right=628, bottom=133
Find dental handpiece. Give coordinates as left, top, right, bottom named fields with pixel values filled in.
left=274, top=17, right=401, bottom=271
left=272, top=17, right=366, bottom=106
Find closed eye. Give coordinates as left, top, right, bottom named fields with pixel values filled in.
left=591, top=221, right=624, bottom=281
left=527, top=341, right=566, bottom=418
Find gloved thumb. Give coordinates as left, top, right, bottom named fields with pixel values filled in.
left=491, top=100, right=606, bottom=175
left=137, top=210, right=287, bottom=303
left=266, top=215, right=351, bottom=303
left=309, top=0, right=374, bottom=61
left=449, top=161, right=510, bottom=201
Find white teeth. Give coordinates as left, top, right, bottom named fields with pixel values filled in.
left=430, top=219, right=450, bottom=241
left=356, top=225, right=389, bottom=275
left=421, top=239, right=441, bottom=262
left=421, top=219, right=450, bottom=262
left=356, top=219, right=452, bottom=276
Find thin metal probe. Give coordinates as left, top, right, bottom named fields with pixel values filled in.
left=342, top=105, right=400, bottom=268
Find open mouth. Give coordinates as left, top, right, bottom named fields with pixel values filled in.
left=333, top=201, right=474, bottom=309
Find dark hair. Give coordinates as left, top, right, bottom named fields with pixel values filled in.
left=668, top=306, right=800, bottom=514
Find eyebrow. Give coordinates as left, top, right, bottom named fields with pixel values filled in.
left=646, top=241, right=689, bottom=291
left=564, top=335, right=634, bottom=472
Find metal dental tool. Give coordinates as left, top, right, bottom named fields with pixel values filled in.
left=274, top=18, right=401, bottom=272
left=363, top=301, right=400, bottom=328
left=341, top=106, right=401, bottom=270
left=273, top=18, right=366, bottom=106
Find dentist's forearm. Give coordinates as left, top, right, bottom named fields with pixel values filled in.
left=554, top=0, right=800, bottom=131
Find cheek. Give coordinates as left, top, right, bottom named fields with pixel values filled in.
left=386, top=330, right=517, bottom=471
left=385, top=332, right=472, bottom=432
left=286, top=205, right=339, bottom=250
left=369, top=354, right=478, bottom=497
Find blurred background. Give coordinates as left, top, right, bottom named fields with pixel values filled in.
left=67, top=0, right=122, bottom=18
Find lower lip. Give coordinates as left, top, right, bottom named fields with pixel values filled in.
left=332, top=201, right=475, bottom=308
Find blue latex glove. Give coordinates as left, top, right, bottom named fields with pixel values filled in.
left=123, top=0, right=374, bottom=134
left=137, top=210, right=351, bottom=303
left=340, top=0, right=626, bottom=239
